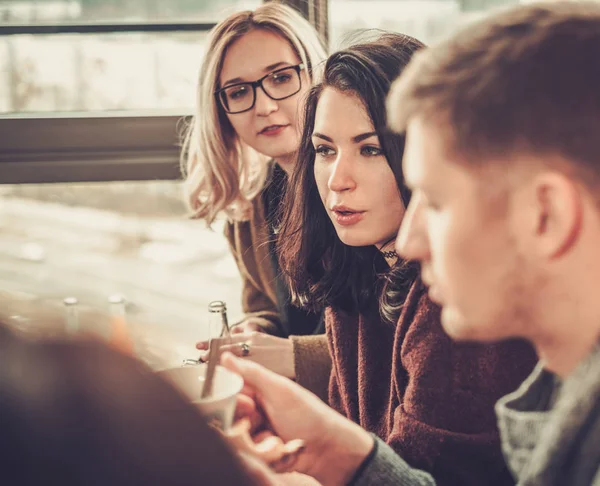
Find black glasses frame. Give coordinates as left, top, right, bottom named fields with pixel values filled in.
left=215, top=63, right=305, bottom=114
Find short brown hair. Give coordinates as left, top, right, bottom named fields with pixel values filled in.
left=388, top=2, right=600, bottom=182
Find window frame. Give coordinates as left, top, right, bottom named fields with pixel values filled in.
left=0, top=111, right=189, bottom=183
left=0, top=0, right=329, bottom=185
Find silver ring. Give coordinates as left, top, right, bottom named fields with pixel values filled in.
left=240, top=342, right=250, bottom=357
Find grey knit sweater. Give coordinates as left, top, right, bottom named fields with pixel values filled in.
left=496, top=346, right=600, bottom=486
left=352, top=346, right=600, bottom=486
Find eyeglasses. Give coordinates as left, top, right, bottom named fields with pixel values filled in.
left=215, top=63, right=305, bottom=114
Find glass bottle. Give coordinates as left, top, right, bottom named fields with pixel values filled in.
left=108, top=294, right=134, bottom=354
left=182, top=300, right=231, bottom=367
left=208, top=300, right=230, bottom=339
left=63, top=297, right=79, bottom=334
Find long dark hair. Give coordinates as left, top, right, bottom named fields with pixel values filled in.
left=277, top=32, right=425, bottom=323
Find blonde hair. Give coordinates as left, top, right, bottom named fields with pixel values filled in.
left=181, top=3, right=327, bottom=225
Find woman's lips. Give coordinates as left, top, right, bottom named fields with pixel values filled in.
left=259, top=125, right=289, bottom=136
left=331, top=208, right=366, bottom=226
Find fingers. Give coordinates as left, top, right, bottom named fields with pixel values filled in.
left=219, top=341, right=250, bottom=358
left=231, top=325, right=246, bottom=335
left=228, top=409, right=306, bottom=479
left=236, top=428, right=303, bottom=472
left=221, top=352, right=292, bottom=399
left=231, top=320, right=265, bottom=334
left=219, top=341, right=271, bottom=359
left=254, top=434, right=286, bottom=463
left=252, top=431, right=305, bottom=474
left=269, top=440, right=306, bottom=474
left=221, top=351, right=246, bottom=377
left=234, top=394, right=257, bottom=421
left=238, top=452, right=281, bottom=486
left=197, top=325, right=261, bottom=349
left=234, top=395, right=265, bottom=432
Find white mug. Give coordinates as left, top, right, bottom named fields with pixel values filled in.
left=157, top=364, right=243, bottom=431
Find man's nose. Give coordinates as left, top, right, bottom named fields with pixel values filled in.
left=396, top=194, right=430, bottom=261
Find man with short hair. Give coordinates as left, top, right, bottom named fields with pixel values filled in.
left=392, top=2, right=600, bottom=485
left=222, top=3, right=600, bottom=485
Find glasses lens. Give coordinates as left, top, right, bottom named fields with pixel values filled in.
left=220, top=83, right=254, bottom=113
left=263, top=67, right=301, bottom=100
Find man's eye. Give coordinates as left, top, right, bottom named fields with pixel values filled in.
left=315, top=145, right=335, bottom=157
left=361, top=146, right=383, bottom=157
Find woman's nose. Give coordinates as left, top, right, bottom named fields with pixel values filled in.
left=327, top=154, right=357, bottom=193
left=254, top=87, right=278, bottom=116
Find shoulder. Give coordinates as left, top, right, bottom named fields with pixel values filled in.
left=224, top=193, right=268, bottom=233
left=325, top=306, right=361, bottom=325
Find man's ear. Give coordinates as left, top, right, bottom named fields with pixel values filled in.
left=532, top=172, right=582, bottom=259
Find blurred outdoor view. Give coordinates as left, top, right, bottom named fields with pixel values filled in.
left=0, top=0, right=522, bottom=114
left=0, top=0, right=520, bottom=366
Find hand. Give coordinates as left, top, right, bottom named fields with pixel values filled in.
left=239, top=454, right=322, bottom=486
left=231, top=319, right=267, bottom=335
left=196, top=319, right=267, bottom=351
left=228, top=420, right=322, bottom=485
left=196, top=318, right=266, bottom=354
left=198, top=332, right=296, bottom=379
left=221, top=353, right=374, bottom=486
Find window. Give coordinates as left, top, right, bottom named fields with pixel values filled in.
left=329, top=0, right=519, bottom=47
left=1, top=31, right=208, bottom=113
left=1, top=0, right=261, bottom=113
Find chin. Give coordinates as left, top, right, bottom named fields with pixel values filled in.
left=256, top=141, right=297, bottom=161
left=336, top=232, right=373, bottom=247
left=441, top=307, right=506, bottom=343
left=441, top=307, right=479, bottom=342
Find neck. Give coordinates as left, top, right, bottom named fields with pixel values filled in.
left=534, top=255, right=600, bottom=377
left=536, top=318, right=600, bottom=378
left=376, top=241, right=398, bottom=267
left=274, top=154, right=293, bottom=176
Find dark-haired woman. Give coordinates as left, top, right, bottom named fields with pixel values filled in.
left=225, top=33, right=537, bottom=486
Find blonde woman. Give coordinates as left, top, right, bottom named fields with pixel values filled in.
left=182, top=3, right=329, bottom=380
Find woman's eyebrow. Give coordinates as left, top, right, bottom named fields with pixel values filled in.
left=352, top=131, right=378, bottom=143
left=222, top=62, right=291, bottom=87
left=312, top=132, right=333, bottom=142
left=312, top=131, right=378, bottom=143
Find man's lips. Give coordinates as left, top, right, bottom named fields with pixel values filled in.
left=424, top=280, right=442, bottom=303
left=258, top=124, right=289, bottom=135
left=421, top=272, right=442, bottom=303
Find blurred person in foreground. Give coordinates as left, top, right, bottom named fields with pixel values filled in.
left=222, top=3, right=600, bottom=485
left=0, top=316, right=295, bottom=486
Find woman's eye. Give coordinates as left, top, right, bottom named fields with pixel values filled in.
left=360, top=145, right=383, bottom=157
left=315, top=145, right=335, bottom=157
left=272, top=73, right=292, bottom=84
left=228, top=86, right=249, bottom=100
